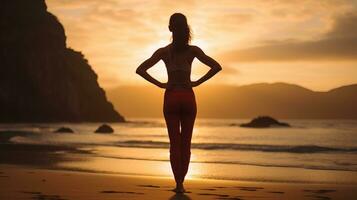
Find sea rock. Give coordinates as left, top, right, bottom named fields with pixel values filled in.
left=54, top=127, right=74, bottom=133
left=95, top=124, right=114, bottom=133
left=240, top=116, right=290, bottom=128
left=0, top=0, right=125, bottom=122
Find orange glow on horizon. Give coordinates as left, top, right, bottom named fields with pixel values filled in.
left=47, top=0, right=357, bottom=91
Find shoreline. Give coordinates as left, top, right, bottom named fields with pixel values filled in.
left=1, top=135, right=357, bottom=186
left=1, top=164, right=357, bottom=200
left=31, top=163, right=357, bottom=186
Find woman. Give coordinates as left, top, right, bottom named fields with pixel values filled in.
left=136, top=13, right=222, bottom=193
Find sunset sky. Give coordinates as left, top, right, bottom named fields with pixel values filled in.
left=47, top=0, right=357, bottom=91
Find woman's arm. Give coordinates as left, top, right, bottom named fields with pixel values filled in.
left=136, top=48, right=166, bottom=88
left=191, top=46, right=222, bottom=87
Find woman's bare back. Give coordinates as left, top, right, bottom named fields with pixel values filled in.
left=162, top=45, right=196, bottom=89
left=136, top=44, right=221, bottom=89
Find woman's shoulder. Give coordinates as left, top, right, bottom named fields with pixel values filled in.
left=188, top=44, right=199, bottom=49
left=188, top=45, right=204, bottom=55
left=188, top=45, right=202, bottom=51
left=152, top=45, right=170, bottom=57
left=158, top=44, right=201, bottom=57
left=153, top=45, right=172, bottom=61
left=156, top=44, right=171, bottom=54
left=161, top=44, right=172, bottom=50
left=162, top=44, right=200, bottom=50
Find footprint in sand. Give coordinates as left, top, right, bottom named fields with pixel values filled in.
left=213, top=186, right=228, bottom=189
left=235, top=186, right=264, bottom=192
left=100, top=190, right=144, bottom=195
left=200, top=188, right=217, bottom=191
left=304, top=194, right=331, bottom=200
left=304, top=189, right=336, bottom=194
left=197, top=193, right=230, bottom=198
left=21, top=191, right=42, bottom=195
left=21, top=192, right=67, bottom=200
left=137, top=184, right=161, bottom=188
left=303, top=189, right=335, bottom=200
left=35, top=194, right=67, bottom=200
left=0, top=171, right=8, bottom=178
left=267, top=191, right=284, bottom=194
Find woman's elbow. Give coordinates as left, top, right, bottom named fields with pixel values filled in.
left=136, top=67, right=144, bottom=75
left=215, top=65, right=222, bottom=72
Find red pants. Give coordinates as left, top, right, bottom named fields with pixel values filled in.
left=163, top=88, right=197, bottom=184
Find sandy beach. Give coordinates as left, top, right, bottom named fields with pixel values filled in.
left=3, top=0, right=357, bottom=199
left=1, top=121, right=357, bottom=199
left=0, top=164, right=356, bottom=200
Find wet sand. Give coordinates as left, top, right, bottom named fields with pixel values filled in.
left=1, top=164, right=356, bottom=200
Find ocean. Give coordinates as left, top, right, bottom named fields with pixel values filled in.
left=1, top=118, right=357, bottom=185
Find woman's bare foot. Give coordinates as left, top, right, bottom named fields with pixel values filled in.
left=173, top=183, right=186, bottom=193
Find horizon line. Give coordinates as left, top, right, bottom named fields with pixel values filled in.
left=104, top=82, right=357, bottom=93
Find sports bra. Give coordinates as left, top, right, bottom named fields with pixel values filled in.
left=166, top=46, right=191, bottom=73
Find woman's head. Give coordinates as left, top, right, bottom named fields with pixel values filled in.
left=169, top=13, right=191, bottom=52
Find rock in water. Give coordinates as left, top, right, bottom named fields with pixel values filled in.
left=95, top=124, right=114, bottom=134
left=0, top=0, right=124, bottom=122
left=240, top=116, right=290, bottom=128
left=54, top=127, right=74, bottom=133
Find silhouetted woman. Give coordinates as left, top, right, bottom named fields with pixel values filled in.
left=136, top=13, right=222, bottom=193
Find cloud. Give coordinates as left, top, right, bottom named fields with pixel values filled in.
left=325, top=11, right=357, bottom=38
left=220, top=11, right=357, bottom=62
left=46, top=0, right=357, bottom=90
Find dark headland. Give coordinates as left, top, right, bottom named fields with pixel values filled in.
left=0, top=0, right=124, bottom=122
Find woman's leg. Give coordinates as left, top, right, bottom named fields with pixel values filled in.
left=165, top=114, right=182, bottom=184
left=179, top=91, right=197, bottom=183
left=163, top=91, right=182, bottom=184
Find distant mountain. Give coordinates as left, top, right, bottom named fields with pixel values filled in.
left=107, top=83, right=357, bottom=119
left=0, top=0, right=124, bottom=122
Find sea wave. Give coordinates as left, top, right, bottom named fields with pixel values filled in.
left=111, top=140, right=357, bottom=153
left=94, top=154, right=357, bottom=172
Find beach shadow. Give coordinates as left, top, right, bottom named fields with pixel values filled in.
left=21, top=191, right=67, bottom=200
left=200, top=188, right=216, bottom=191
left=198, top=193, right=229, bottom=198
left=235, top=186, right=264, bottom=191
left=304, top=194, right=331, bottom=200
left=303, top=189, right=335, bottom=200
left=267, top=191, right=284, bottom=194
left=100, top=190, right=144, bottom=195
left=169, top=193, right=192, bottom=200
left=137, top=184, right=161, bottom=188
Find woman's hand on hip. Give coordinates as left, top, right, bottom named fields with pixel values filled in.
left=157, top=82, right=168, bottom=89
left=190, top=81, right=200, bottom=87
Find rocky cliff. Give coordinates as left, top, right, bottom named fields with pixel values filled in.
left=0, top=0, right=125, bottom=122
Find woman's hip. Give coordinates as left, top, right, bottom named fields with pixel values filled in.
left=163, top=89, right=196, bottom=114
